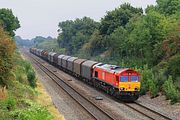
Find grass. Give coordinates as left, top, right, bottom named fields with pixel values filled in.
left=35, top=80, right=64, bottom=120
left=0, top=51, right=59, bottom=119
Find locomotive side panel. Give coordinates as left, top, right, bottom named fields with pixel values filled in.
left=94, top=68, right=118, bottom=87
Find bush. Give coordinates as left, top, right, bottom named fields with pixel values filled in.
left=140, top=83, right=147, bottom=95
left=20, top=61, right=32, bottom=73
left=11, top=107, right=53, bottom=120
left=14, top=65, right=27, bottom=84
left=11, top=100, right=53, bottom=120
left=163, top=76, right=180, bottom=104
left=152, top=63, right=168, bottom=87
left=0, top=109, right=11, bottom=120
left=139, top=65, right=153, bottom=95
left=9, top=81, right=35, bottom=99
left=167, top=54, right=180, bottom=81
left=6, top=97, right=16, bottom=110
left=14, top=55, right=37, bottom=88
left=147, top=79, right=159, bottom=98
left=2, top=96, right=17, bottom=111
left=0, top=27, right=16, bottom=86
left=27, top=69, right=36, bottom=88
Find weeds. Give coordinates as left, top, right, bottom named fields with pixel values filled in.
left=163, top=76, right=180, bottom=104
left=11, top=99, right=53, bottom=120
left=27, top=69, right=36, bottom=88
left=0, top=52, right=53, bottom=119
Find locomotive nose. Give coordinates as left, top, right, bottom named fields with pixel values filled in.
left=135, top=87, right=139, bottom=91
left=119, top=82, right=140, bottom=91
left=128, top=84, right=131, bottom=89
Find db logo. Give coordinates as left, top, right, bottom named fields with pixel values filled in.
left=128, top=84, right=131, bottom=89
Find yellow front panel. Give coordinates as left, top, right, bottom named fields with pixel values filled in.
left=119, top=82, right=140, bottom=91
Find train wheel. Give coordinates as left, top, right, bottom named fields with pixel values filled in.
left=132, top=95, right=139, bottom=101
left=109, top=87, right=115, bottom=96
left=92, top=79, right=96, bottom=87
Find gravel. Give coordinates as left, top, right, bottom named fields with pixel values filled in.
left=138, top=94, right=180, bottom=120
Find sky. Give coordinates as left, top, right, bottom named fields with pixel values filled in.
left=0, top=0, right=156, bottom=39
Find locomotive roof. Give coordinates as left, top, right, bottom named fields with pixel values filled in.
left=95, top=64, right=129, bottom=73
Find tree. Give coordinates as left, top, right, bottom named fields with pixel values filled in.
left=81, top=30, right=104, bottom=56
left=57, top=17, right=99, bottom=54
left=0, top=8, right=20, bottom=36
left=0, top=27, right=16, bottom=86
left=108, top=26, right=128, bottom=57
left=99, top=3, right=143, bottom=35
left=157, top=0, right=180, bottom=15
left=127, top=16, right=151, bottom=59
left=127, top=10, right=174, bottom=66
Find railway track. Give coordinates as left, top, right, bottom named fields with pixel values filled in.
left=28, top=52, right=116, bottom=120
left=25, top=50, right=176, bottom=120
left=124, top=102, right=174, bottom=120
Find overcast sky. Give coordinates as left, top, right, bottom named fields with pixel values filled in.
left=0, top=0, right=156, bottom=39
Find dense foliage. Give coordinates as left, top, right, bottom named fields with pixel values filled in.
left=0, top=8, right=20, bottom=36
left=11, top=99, right=53, bottom=120
left=57, top=17, right=99, bottom=54
left=99, top=3, right=143, bottom=35
left=15, top=36, right=54, bottom=48
left=0, top=9, right=53, bottom=119
left=36, top=39, right=65, bottom=53
left=55, top=1, right=180, bottom=103
left=0, top=50, right=53, bottom=119
left=0, top=27, right=16, bottom=86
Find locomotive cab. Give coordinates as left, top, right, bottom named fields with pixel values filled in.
left=116, top=69, right=140, bottom=101
left=117, top=69, right=140, bottom=91
left=93, top=64, right=140, bottom=101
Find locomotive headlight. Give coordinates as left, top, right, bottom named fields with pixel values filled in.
left=120, top=87, right=125, bottom=91
left=135, top=88, right=139, bottom=91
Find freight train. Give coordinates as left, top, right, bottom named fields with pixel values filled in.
left=30, top=48, right=140, bottom=101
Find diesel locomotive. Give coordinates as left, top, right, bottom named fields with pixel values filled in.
left=30, top=48, right=140, bottom=101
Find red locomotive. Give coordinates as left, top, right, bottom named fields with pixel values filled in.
left=93, top=64, right=140, bottom=100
